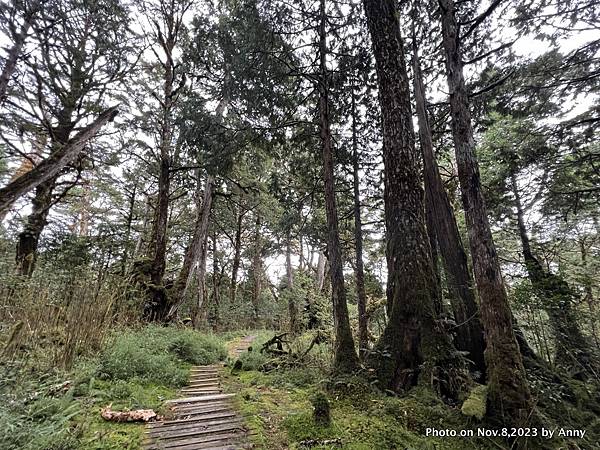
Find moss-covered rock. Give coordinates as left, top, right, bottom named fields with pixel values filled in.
left=461, top=384, right=487, bottom=420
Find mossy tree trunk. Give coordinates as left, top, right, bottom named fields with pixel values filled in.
left=412, top=39, right=486, bottom=376
left=362, top=0, right=461, bottom=393
left=15, top=105, right=75, bottom=276
left=439, top=0, right=532, bottom=424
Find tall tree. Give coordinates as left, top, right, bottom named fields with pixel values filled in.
left=438, top=0, right=532, bottom=423
left=362, top=0, right=461, bottom=393
left=2, top=0, right=133, bottom=276
left=140, top=0, right=192, bottom=320
left=317, top=0, right=359, bottom=373
left=350, top=84, right=368, bottom=359
left=411, top=34, right=486, bottom=375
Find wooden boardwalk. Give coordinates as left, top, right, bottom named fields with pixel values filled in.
left=144, top=336, right=256, bottom=450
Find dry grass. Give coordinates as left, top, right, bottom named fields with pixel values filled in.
left=0, top=273, right=140, bottom=370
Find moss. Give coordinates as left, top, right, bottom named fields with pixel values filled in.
left=311, top=392, right=331, bottom=426
left=222, top=366, right=499, bottom=450
left=461, top=384, right=487, bottom=420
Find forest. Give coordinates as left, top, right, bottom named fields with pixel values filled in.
left=0, top=0, right=598, bottom=448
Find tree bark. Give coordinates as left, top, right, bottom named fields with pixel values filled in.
left=0, top=106, right=119, bottom=217
left=316, top=250, right=326, bottom=292
left=362, top=0, right=462, bottom=394
left=412, top=44, right=486, bottom=375
left=121, top=184, right=137, bottom=275
left=351, top=86, right=369, bottom=360
left=250, top=213, right=263, bottom=321
left=15, top=177, right=56, bottom=276
left=169, top=175, right=215, bottom=320
left=210, top=229, right=221, bottom=328
left=230, top=205, right=244, bottom=304
left=318, top=0, right=359, bottom=374
left=286, top=233, right=299, bottom=333
left=14, top=102, right=78, bottom=276
left=439, top=0, right=532, bottom=422
left=511, top=174, right=598, bottom=378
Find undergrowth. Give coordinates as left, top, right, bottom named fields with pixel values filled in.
left=223, top=331, right=600, bottom=450
left=0, top=325, right=227, bottom=450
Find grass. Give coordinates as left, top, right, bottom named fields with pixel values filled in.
left=0, top=325, right=228, bottom=450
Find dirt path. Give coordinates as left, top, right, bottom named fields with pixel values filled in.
left=144, top=336, right=256, bottom=450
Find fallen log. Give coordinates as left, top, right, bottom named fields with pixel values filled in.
left=101, top=405, right=161, bottom=423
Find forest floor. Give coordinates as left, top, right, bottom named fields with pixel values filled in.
left=1, top=326, right=598, bottom=449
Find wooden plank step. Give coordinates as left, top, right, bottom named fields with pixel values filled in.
left=146, top=418, right=243, bottom=437
left=181, top=386, right=221, bottom=392
left=204, top=444, right=254, bottom=450
left=144, top=432, right=247, bottom=450
left=180, top=391, right=222, bottom=396
left=147, top=413, right=238, bottom=432
left=181, top=389, right=222, bottom=395
left=147, top=411, right=237, bottom=428
left=182, top=385, right=222, bottom=391
left=171, top=409, right=233, bottom=420
left=183, top=384, right=221, bottom=390
left=188, top=377, right=220, bottom=383
left=186, top=382, right=220, bottom=388
left=166, top=394, right=235, bottom=405
left=145, top=424, right=246, bottom=447
left=171, top=402, right=231, bottom=414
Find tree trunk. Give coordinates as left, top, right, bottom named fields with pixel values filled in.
left=316, top=250, right=326, bottom=291
left=0, top=106, right=119, bottom=217
left=15, top=177, right=56, bottom=276
left=351, top=86, right=369, bottom=360
left=14, top=103, right=78, bottom=276
left=412, top=43, right=486, bottom=376
left=439, top=0, right=532, bottom=423
left=169, top=175, right=215, bottom=320
left=286, top=233, right=299, bottom=333
left=250, top=213, right=263, bottom=321
left=511, top=174, right=598, bottom=378
left=230, top=206, right=243, bottom=304
left=121, top=184, right=137, bottom=275
left=318, top=0, right=359, bottom=374
left=362, top=0, right=462, bottom=394
left=210, top=229, right=221, bottom=328
left=143, top=5, right=184, bottom=320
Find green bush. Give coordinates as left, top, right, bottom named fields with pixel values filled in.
left=96, top=325, right=226, bottom=387
left=236, top=349, right=270, bottom=371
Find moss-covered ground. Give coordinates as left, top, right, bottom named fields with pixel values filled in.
left=1, top=328, right=598, bottom=449
left=222, top=332, right=600, bottom=450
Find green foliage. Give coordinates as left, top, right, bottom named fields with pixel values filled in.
left=97, top=325, right=226, bottom=386
left=0, top=365, right=82, bottom=450
left=236, top=349, right=270, bottom=371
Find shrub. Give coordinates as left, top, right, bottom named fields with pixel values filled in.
left=96, top=325, right=226, bottom=387
left=236, top=349, right=270, bottom=371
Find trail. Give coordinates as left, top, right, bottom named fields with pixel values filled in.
left=144, top=335, right=256, bottom=450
